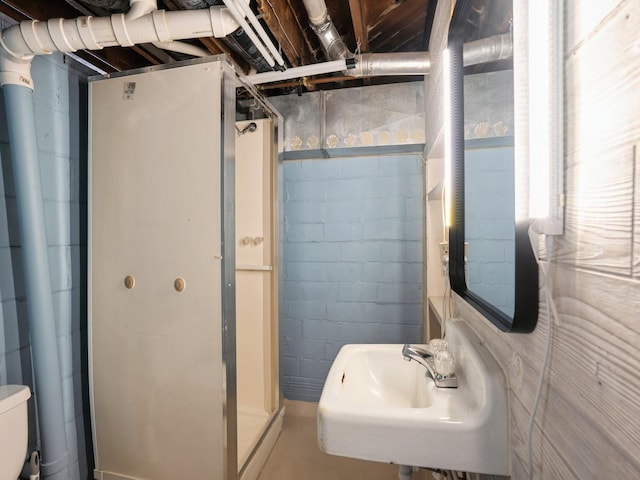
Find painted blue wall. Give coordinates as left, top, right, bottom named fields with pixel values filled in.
left=0, top=54, right=91, bottom=479
left=281, top=154, right=423, bottom=401
left=464, top=144, right=515, bottom=316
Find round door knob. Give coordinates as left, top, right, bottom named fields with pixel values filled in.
left=174, top=277, right=186, bottom=292
left=124, top=275, right=135, bottom=289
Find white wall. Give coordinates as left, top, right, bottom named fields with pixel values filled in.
left=427, top=0, right=640, bottom=477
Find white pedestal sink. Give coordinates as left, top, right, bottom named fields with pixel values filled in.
left=317, top=319, right=509, bottom=475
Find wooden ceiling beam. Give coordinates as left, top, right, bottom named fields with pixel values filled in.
left=284, top=0, right=321, bottom=62
left=348, top=0, right=369, bottom=53
left=257, top=0, right=308, bottom=66
left=367, top=0, right=427, bottom=52
left=0, top=0, right=78, bottom=20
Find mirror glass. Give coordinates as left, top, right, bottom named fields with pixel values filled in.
left=448, top=0, right=538, bottom=332
left=464, top=73, right=515, bottom=318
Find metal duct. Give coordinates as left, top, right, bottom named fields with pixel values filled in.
left=301, top=0, right=513, bottom=78
left=310, top=18, right=350, bottom=60
left=347, top=33, right=513, bottom=77
left=301, top=0, right=350, bottom=60
left=349, top=52, right=430, bottom=77
left=463, top=33, right=513, bottom=67
left=245, top=32, right=512, bottom=85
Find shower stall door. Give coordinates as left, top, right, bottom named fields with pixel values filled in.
left=89, top=58, right=238, bottom=480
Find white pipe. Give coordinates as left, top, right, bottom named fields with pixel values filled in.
left=245, top=58, right=349, bottom=84
left=229, top=0, right=285, bottom=66
left=5, top=84, right=69, bottom=480
left=0, top=5, right=240, bottom=88
left=221, top=0, right=275, bottom=67
left=301, top=0, right=328, bottom=27
left=127, top=0, right=158, bottom=19
left=126, top=0, right=211, bottom=58
left=153, top=40, right=211, bottom=57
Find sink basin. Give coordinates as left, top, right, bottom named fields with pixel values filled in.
left=317, top=319, right=509, bottom=475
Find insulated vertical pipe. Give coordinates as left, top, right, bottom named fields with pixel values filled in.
left=3, top=83, right=69, bottom=480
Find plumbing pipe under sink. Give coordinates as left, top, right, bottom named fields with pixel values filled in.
left=398, top=465, right=413, bottom=480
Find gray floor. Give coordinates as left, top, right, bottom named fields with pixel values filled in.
left=257, top=400, right=433, bottom=480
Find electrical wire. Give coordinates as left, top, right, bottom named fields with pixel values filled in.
left=526, top=230, right=559, bottom=480
left=441, top=177, right=447, bottom=240
left=442, top=272, right=450, bottom=337
left=440, top=176, right=450, bottom=338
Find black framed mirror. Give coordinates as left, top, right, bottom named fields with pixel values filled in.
left=447, top=0, right=538, bottom=333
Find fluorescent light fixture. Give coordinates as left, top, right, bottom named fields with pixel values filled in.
left=514, top=0, right=564, bottom=235
left=443, top=48, right=452, bottom=228
left=245, top=59, right=351, bottom=85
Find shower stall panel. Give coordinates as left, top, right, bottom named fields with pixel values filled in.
left=88, top=58, right=237, bottom=480
left=235, top=118, right=281, bottom=474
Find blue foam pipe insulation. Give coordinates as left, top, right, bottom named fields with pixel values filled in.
left=4, top=83, right=69, bottom=480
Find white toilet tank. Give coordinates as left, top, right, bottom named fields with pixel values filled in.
left=0, top=385, right=31, bottom=480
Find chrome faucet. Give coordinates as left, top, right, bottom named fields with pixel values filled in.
left=402, top=344, right=458, bottom=388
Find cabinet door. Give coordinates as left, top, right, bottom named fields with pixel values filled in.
left=90, top=63, right=226, bottom=480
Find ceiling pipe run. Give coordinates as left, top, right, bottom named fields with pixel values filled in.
left=300, top=0, right=512, bottom=79
left=227, top=0, right=285, bottom=66
left=171, top=0, right=273, bottom=72
left=463, top=33, right=513, bottom=67
left=350, top=33, right=513, bottom=77
left=301, top=0, right=350, bottom=60
left=245, top=33, right=513, bottom=86
left=0, top=0, right=240, bottom=88
left=221, top=0, right=277, bottom=67
left=127, top=0, right=213, bottom=58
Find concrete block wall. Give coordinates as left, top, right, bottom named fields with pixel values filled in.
left=281, top=154, right=423, bottom=401
left=464, top=144, right=515, bottom=315
left=0, top=53, right=91, bottom=479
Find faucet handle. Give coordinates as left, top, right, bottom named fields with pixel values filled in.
left=428, top=338, right=448, bottom=353
left=434, top=351, right=456, bottom=377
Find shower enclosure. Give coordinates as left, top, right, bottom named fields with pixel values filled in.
left=234, top=116, right=282, bottom=478
left=88, top=56, right=282, bottom=480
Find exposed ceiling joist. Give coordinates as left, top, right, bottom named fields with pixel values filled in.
left=348, top=0, right=369, bottom=53
left=0, top=0, right=511, bottom=94
left=257, top=0, right=315, bottom=66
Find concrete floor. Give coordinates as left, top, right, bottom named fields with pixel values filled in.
left=257, top=400, right=433, bottom=480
